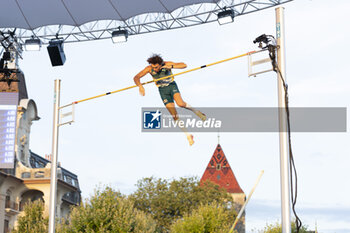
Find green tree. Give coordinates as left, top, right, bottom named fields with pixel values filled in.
left=259, top=220, right=309, bottom=233
left=62, top=186, right=156, bottom=233
left=12, top=200, right=48, bottom=233
left=170, top=202, right=236, bottom=233
left=130, top=176, right=233, bottom=232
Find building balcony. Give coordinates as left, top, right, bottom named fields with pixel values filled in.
left=20, top=168, right=79, bottom=189
left=5, top=200, right=20, bottom=215
left=20, top=168, right=50, bottom=179
left=62, top=191, right=80, bottom=205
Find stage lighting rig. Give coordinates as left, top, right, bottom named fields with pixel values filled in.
left=25, top=36, right=41, bottom=51
left=0, top=29, right=22, bottom=59
left=0, top=29, right=22, bottom=85
left=111, top=28, right=128, bottom=43
left=217, top=8, right=235, bottom=25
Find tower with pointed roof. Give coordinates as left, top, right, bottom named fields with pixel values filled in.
left=200, top=143, right=246, bottom=233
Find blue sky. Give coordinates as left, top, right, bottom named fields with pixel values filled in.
left=17, top=0, right=350, bottom=232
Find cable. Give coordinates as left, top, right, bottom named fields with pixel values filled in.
left=253, top=33, right=302, bottom=232
left=275, top=65, right=302, bottom=233
left=269, top=44, right=302, bottom=233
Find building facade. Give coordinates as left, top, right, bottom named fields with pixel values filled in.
left=0, top=73, right=81, bottom=233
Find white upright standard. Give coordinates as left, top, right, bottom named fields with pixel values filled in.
left=48, top=79, right=61, bottom=233
left=276, top=7, right=292, bottom=233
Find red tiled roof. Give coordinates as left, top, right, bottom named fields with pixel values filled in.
left=200, top=144, right=244, bottom=194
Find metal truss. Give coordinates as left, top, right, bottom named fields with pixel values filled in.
left=1, top=0, right=293, bottom=45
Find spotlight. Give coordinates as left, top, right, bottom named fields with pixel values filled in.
left=24, top=37, right=41, bottom=51
left=111, top=29, right=128, bottom=43
left=2, top=51, right=11, bottom=61
left=47, top=39, right=66, bottom=66
left=217, top=8, right=235, bottom=25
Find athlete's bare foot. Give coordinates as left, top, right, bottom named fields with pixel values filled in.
left=187, top=134, right=194, bottom=146
left=195, top=110, right=207, bottom=121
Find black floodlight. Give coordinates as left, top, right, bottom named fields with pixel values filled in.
left=217, top=9, right=235, bottom=25
left=2, top=51, right=11, bottom=61
left=24, top=37, right=41, bottom=51
left=47, top=39, right=66, bottom=66
left=111, top=29, right=128, bottom=43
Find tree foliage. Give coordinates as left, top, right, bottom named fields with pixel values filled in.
left=170, top=202, right=236, bottom=233
left=61, top=186, right=156, bottom=233
left=12, top=177, right=236, bottom=233
left=130, top=177, right=233, bottom=232
left=12, top=200, right=48, bottom=233
left=259, top=220, right=309, bottom=233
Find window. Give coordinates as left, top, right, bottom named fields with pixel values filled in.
left=5, top=195, right=10, bottom=208
left=4, top=219, right=9, bottom=233
left=21, top=172, right=31, bottom=178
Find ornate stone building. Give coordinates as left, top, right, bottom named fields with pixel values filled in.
left=0, top=72, right=81, bottom=233
left=200, top=143, right=246, bottom=233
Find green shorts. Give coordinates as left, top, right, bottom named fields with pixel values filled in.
left=158, top=82, right=180, bottom=105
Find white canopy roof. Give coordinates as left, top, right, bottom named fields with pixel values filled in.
left=0, top=0, right=292, bottom=44
left=1, top=0, right=219, bottom=29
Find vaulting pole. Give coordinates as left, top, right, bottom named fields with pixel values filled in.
left=49, top=79, right=61, bottom=233
left=276, top=7, right=291, bottom=233
left=65, top=50, right=259, bottom=106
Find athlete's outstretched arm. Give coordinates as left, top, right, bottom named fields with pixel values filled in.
left=133, top=66, right=150, bottom=96
left=162, top=61, right=187, bottom=69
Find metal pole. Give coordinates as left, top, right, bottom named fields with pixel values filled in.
left=48, top=79, right=61, bottom=233
left=275, top=7, right=291, bottom=233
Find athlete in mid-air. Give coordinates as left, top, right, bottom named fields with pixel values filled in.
left=133, top=54, right=206, bottom=146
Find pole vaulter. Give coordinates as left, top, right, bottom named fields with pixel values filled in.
left=62, top=50, right=259, bottom=107
left=59, top=50, right=261, bottom=145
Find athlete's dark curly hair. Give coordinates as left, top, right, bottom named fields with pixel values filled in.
left=147, top=54, right=164, bottom=65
